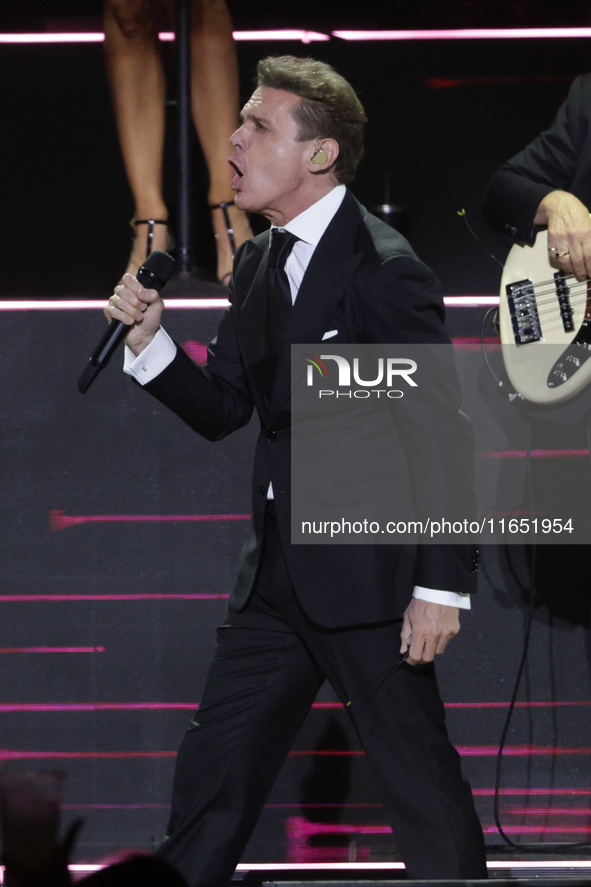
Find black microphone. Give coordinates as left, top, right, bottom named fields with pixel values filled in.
left=78, top=250, right=175, bottom=394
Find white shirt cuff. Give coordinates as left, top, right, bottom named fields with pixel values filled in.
left=123, top=327, right=177, bottom=385
left=413, top=586, right=471, bottom=610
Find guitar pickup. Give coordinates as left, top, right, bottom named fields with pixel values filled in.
left=554, top=272, right=575, bottom=333
left=506, top=279, right=542, bottom=344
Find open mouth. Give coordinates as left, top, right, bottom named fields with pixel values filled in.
left=229, top=159, right=244, bottom=190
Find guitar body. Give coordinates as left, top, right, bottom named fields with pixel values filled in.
left=499, top=228, right=591, bottom=404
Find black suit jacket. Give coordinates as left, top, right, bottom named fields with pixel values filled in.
left=482, top=73, right=591, bottom=242
left=144, top=190, right=478, bottom=627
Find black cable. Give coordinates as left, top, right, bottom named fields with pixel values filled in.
left=480, top=306, right=505, bottom=389
left=457, top=208, right=505, bottom=268
left=492, top=422, right=591, bottom=852
left=493, top=420, right=536, bottom=849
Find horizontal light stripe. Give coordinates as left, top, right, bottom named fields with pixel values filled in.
left=46, top=797, right=591, bottom=809
left=0, top=296, right=495, bottom=310
left=0, top=299, right=229, bottom=310
left=0, top=700, right=589, bottom=712
left=0, top=33, right=106, bottom=43
left=232, top=30, right=330, bottom=42
left=50, top=510, right=250, bottom=529
left=0, top=646, right=104, bottom=653
left=2, top=745, right=583, bottom=760
left=444, top=295, right=499, bottom=306
left=0, top=593, right=228, bottom=602
left=483, top=825, right=591, bottom=834
left=3, top=29, right=591, bottom=44
left=333, top=28, right=591, bottom=40
left=0, top=30, right=330, bottom=44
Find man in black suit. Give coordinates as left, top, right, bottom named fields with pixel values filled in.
left=107, top=56, right=486, bottom=887
left=483, top=73, right=591, bottom=281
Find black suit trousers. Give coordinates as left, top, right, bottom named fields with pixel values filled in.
left=156, top=505, right=487, bottom=886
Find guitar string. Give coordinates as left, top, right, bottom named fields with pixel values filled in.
left=535, top=296, right=588, bottom=317
left=513, top=274, right=584, bottom=287
left=530, top=288, right=588, bottom=303
left=525, top=282, right=588, bottom=300
left=511, top=297, right=588, bottom=324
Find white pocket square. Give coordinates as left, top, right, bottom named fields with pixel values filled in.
left=322, top=329, right=338, bottom=340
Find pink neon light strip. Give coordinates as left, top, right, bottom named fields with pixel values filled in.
left=291, top=821, right=391, bottom=836
left=483, top=825, right=591, bottom=834
left=50, top=797, right=591, bottom=810
left=333, top=28, right=591, bottom=39
left=0, top=701, right=337, bottom=713
left=62, top=803, right=170, bottom=809
left=0, top=646, right=104, bottom=653
left=474, top=788, right=591, bottom=796
left=287, top=820, right=591, bottom=841
left=1, top=699, right=589, bottom=712
left=0, top=299, right=229, bottom=310
left=49, top=509, right=250, bottom=530
left=0, top=593, right=228, bottom=602
left=0, top=702, right=200, bottom=712
left=0, top=750, right=176, bottom=760
left=445, top=295, right=499, bottom=306
left=4, top=28, right=591, bottom=44
left=288, top=746, right=591, bottom=757
left=287, top=818, right=591, bottom=837
left=158, top=31, right=331, bottom=42
left=0, top=297, right=493, bottom=310
left=446, top=700, right=591, bottom=708
left=0, top=30, right=330, bottom=44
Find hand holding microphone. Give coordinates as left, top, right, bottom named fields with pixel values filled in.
left=106, top=274, right=164, bottom=355
left=78, top=250, right=174, bottom=393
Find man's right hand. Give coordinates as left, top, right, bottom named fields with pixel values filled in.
left=534, top=190, right=591, bottom=281
left=104, top=272, right=164, bottom=356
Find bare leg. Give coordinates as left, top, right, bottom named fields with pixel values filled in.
left=188, top=0, right=253, bottom=282
left=104, top=0, right=172, bottom=277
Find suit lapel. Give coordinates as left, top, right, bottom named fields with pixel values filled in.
left=233, top=234, right=272, bottom=418
left=235, top=236, right=269, bottom=372
left=267, top=191, right=365, bottom=423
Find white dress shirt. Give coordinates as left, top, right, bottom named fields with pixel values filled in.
left=124, top=184, right=470, bottom=610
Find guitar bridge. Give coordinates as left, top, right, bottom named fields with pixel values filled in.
left=506, top=279, right=542, bottom=345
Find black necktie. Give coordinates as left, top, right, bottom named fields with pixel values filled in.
left=263, top=229, right=299, bottom=396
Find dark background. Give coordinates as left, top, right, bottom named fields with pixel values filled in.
left=4, top=0, right=591, bottom=866
left=4, top=1, right=591, bottom=298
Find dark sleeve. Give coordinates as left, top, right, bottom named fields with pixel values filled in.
left=362, top=255, right=478, bottom=595
left=482, top=74, right=589, bottom=242
left=141, top=265, right=254, bottom=440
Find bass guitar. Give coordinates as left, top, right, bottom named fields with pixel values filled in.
left=499, top=228, right=591, bottom=404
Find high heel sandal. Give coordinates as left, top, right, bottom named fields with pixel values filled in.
left=210, top=200, right=243, bottom=286
left=131, top=218, right=172, bottom=259
left=210, top=200, right=253, bottom=285
left=209, top=201, right=237, bottom=255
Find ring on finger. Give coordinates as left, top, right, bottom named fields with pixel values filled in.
left=557, top=251, right=570, bottom=258
left=548, top=246, right=558, bottom=253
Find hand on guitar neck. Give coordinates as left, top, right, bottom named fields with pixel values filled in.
left=534, top=190, right=591, bottom=282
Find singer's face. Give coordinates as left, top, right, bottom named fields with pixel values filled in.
left=229, top=87, right=314, bottom=226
